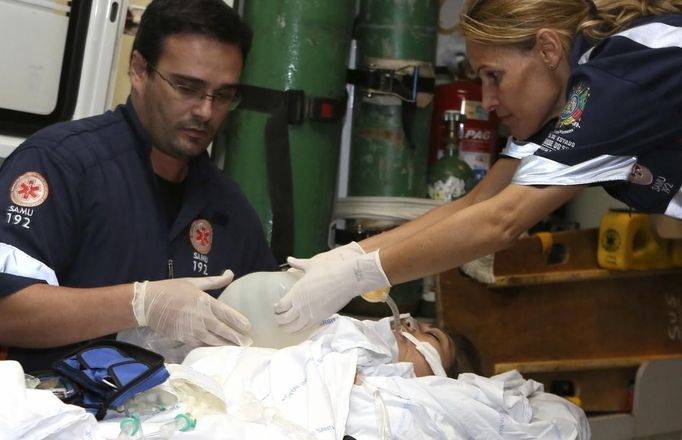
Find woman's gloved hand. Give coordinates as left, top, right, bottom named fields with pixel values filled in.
left=313, top=241, right=365, bottom=262
left=287, top=242, right=365, bottom=273
left=274, top=251, right=390, bottom=334
left=131, top=270, right=252, bottom=347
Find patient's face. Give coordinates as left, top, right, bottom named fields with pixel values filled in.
left=396, top=319, right=455, bottom=377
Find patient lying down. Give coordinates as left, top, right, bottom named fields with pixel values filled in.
left=134, top=314, right=589, bottom=440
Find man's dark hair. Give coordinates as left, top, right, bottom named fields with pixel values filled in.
left=132, top=0, right=252, bottom=70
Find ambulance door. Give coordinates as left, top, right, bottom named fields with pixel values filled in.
left=0, top=0, right=126, bottom=161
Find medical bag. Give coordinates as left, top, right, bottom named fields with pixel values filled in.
left=48, top=340, right=169, bottom=420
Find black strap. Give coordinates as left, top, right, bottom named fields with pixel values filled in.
left=264, top=100, right=295, bottom=264
left=346, top=67, right=435, bottom=101
left=347, top=67, right=430, bottom=150
left=239, top=85, right=347, bottom=125
left=237, top=85, right=347, bottom=263
left=401, top=100, right=417, bottom=150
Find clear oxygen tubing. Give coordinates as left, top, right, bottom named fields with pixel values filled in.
left=385, top=294, right=402, bottom=333
left=362, top=290, right=419, bottom=334
left=116, top=413, right=196, bottom=440
left=358, top=375, right=392, bottom=440
left=230, top=392, right=316, bottom=440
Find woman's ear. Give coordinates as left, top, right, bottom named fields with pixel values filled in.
left=535, top=28, right=564, bottom=71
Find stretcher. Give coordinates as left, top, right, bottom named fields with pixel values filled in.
left=1, top=315, right=589, bottom=439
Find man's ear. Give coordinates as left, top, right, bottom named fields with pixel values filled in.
left=535, top=28, right=564, bottom=70
left=129, top=50, right=148, bottom=87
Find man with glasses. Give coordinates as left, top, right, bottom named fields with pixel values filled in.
left=0, top=0, right=276, bottom=372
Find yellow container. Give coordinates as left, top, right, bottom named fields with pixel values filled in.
left=670, top=240, right=682, bottom=267
left=361, top=287, right=390, bottom=303
left=597, top=211, right=671, bottom=270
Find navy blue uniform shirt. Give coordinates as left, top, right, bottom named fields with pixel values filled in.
left=505, top=14, right=682, bottom=218
left=0, top=100, right=276, bottom=370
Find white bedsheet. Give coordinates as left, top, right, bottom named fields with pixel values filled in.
left=2, top=315, right=590, bottom=439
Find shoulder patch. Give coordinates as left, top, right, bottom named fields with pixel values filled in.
left=556, top=82, right=591, bottom=133
left=10, top=172, right=49, bottom=207
left=190, top=219, right=213, bottom=254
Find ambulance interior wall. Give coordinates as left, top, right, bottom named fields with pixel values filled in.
left=0, top=0, right=620, bottom=229
left=335, top=0, right=621, bottom=230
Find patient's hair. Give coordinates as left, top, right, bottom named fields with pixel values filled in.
left=443, top=329, right=482, bottom=378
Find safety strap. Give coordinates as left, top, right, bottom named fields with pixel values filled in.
left=239, top=85, right=347, bottom=125
left=238, top=85, right=347, bottom=263
left=346, top=66, right=435, bottom=102
left=347, top=66, right=434, bottom=151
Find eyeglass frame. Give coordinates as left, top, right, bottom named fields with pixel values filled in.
left=146, top=62, right=242, bottom=111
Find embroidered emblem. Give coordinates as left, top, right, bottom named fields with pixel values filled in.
left=556, top=82, right=591, bottom=132
left=629, top=163, right=653, bottom=186
left=190, top=219, right=212, bottom=254
left=10, top=172, right=49, bottom=207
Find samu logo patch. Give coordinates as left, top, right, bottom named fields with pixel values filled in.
left=557, top=82, right=591, bottom=133
left=189, top=219, right=213, bottom=254
left=10, top=172, right=49, bottom=207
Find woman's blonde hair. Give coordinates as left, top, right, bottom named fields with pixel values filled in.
left=459, top=0, right=682, bottom=52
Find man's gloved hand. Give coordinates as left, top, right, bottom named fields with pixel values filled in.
left=131, top=270, right=252, bottom=347
left=274, top=250, right=391, bottom=334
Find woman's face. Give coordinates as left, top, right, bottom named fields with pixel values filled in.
left=466, top=40, right=567, bottom=140
left=396, top=319, right=455, bottom=377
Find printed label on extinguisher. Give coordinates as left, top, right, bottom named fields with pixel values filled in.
left=461, top=100, right=496, bottom=182
left=461, top=126, right=496, bottom=152
left=464, top=100, right=489, bottom=121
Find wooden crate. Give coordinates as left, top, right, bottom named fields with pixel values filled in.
left=437, top=229, right=682, bottom=412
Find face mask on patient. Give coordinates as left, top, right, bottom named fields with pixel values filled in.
left=394, top=316, right=455, bottom=377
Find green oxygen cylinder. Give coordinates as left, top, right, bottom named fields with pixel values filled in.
left=341, top=0, right=438, bottom=316
left=348, top=0, right=438, bottom=197
left=219, top=1, right=355, bottom=261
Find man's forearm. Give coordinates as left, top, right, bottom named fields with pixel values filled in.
left=0, top=283, right=137, bottom=347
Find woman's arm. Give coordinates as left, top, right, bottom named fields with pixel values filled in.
left=274, top=162, right=584, bottom=334
left=381, top=182, right=584, bottom=284
left=359, top=158, right=521, bottom=252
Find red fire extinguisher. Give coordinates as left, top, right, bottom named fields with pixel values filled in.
left=428, top=77, right=499, bottom=183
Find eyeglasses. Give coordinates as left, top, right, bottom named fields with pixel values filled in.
left=147, top=63, right=241, bottom=110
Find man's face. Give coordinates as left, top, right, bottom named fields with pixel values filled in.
left=131, top=34, right=243, bottom=160
left=397, top=320, right=455, bottom=377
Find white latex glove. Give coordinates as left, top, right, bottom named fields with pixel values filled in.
left=287, top=241, right=365, bottom=273
left=131, top=270, right=252, bottom=347
left=274, top=250, right=391, bottom=334
left=314, top=241, right=365, bottom=261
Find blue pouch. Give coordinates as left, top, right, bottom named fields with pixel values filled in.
left=51, top=340, right=170, bottom=420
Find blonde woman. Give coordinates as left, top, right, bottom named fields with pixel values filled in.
left=275, top=0, right=682, bottom=334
